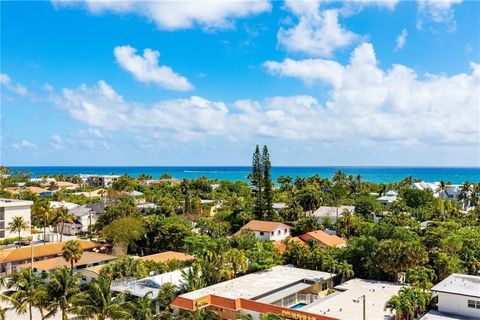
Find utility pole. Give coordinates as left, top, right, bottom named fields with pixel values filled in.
left=362, top=294, right=366, bottom=320
left=30, top=226, right=34, bottom=272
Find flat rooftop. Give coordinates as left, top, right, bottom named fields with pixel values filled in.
left=431, top=273, right=480, bottom=298
left=419, top=310, right=480, bottom=320
left=111, top=268, right=188, bottom=298
left=180, top=265, right=333, bottom=300
left=0, top=198, right=33, bottom=206
left=303, top=278, right=403, bottom=320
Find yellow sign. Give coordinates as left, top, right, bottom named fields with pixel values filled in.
left=281, top=310, right=318, bottom=320
left=195, top=299, right=209, bottom=308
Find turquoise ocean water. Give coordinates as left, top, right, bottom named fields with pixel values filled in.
left=7, top=166, right=480, bottom=184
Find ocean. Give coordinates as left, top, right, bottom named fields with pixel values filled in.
left=7, top=166, right=480, bottom=184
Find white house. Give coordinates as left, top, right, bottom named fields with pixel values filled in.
left=427, top=273, right=480, bottom=319
left=237, top=220, right=291, bottom=241
left=0, top=199, right=33, bottom=240
left=412, top=181, right=471, bottom=209
left=377, top=190, right=398, bottom=205
left=83, top=174, right=120, bottom=187
left=310, top=206, right=355, bottom=222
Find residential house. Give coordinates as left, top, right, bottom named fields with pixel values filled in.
left=0, top=240, right=97, bottom=274
left=420, top=274, right=480, bottom=319
left=18, top=251, right=116, bottom=279
left=377, top=190, right=398, bottom=205
left=138, top=251, right=195, bottom=264
left=237, top=220, right=291, bottom=241
left=310, top=206, right=355, bottom=222
left=84, top=175, right=120, bottom=187
left=299, top=230, right=347, bottom=248
left=60, top=203, right=105, bottom=235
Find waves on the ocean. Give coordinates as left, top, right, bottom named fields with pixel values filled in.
left=7, top=166, right=480, bottom=184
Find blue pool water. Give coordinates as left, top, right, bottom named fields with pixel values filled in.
left=7, top=166, right=480, bottom=183
left=291, top=303, right=307, bottom=310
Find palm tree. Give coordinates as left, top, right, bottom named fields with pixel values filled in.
left=337, top=260, right=354, bottom=283
left=181, top=264, right=205, bottom=292
left=470, top=183, right=480, bottom=208
left=62, top=240, right=83, bottom=275
left=44, top=267, right=81, bottom=320
left=33, top=204, right=54, bottom=245
left=405, top=266, right=437, bottom=292
left=337, top=208, right=354, bottom=239
left=436, top=181, right=449, bottom=198
left=385, top=287, right=431, bottom=320
left=322, top=257, right=338, bottom=287
left=260, top=314, right=283, bottom=320
left=458, top=182, right=473, bottom=210
left=1, top=269, right=46, bottom=320
left=8, top=216, right=29, bottom=246
left=72, top=275, right=131, bottom=320
left=55, top=207, right=74, bottom=242
left=127, top=293, right=156, bottom=320
left=180, top=308, right=219, bottom=320
left=223, top=249, right=248, bottom=278
left=157, top=283, right=177, bottom=311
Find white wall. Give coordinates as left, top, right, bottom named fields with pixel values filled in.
left=438, top=292, right=480, bottom=318
left=3, top=205, right=31, bottom=239
left=254, top=227, right=290, bottom=241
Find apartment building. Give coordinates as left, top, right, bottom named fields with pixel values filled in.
left=0, top=198, right=33, bottom=240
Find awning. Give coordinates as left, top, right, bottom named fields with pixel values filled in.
left=255, top=282, right=312, bottom=304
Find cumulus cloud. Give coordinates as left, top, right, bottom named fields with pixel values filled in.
left=278, top=1, right=357, bottom=57
left=114, top=45, right=193, bottom=91
left=52, top=80, right=228, bottom=141
left=417, top=0, right=462, bottom=31
left=52, top=0, right=271, bottom=30
left=264, top=42, right=480, bottom=145
left=277, top=0, right=400, bottom=57
left=53, top=49, right=480, bottom=149
left=11, top=140, right=37, bottom=149
left=0, top=73, right=29, bottom=97
left=395, top=28, right=408, bottom=51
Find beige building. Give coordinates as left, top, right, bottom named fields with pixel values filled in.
left=0, top=198, right=33, bottom=240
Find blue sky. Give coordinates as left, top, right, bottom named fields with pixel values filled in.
left=1, top=0, right=479, bottom=166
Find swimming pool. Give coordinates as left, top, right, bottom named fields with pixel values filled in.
left=290, top=303, right=307, bottom=310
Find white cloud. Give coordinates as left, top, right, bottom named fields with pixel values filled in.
left=11, top=140, right=37, bottom=149
left=395, top=28, right=408, bottom=51
left=278, top=1, right=357, bottom=57
left=53, top=49, right=480, bottom=150
left=417, top=0, right=462, bottom=31
left=52, top=80, right=228, bottom=141
left=0, top=73, right=29, bottom=97
left=50, top=134, right=65, bottom=150
left=277, top=0, right=400, bottom=57
left=264, top=42, right=480, bottom=145
left=52, top=0, right=271, bottom=30
left=114, top=45, right=193, bottom=91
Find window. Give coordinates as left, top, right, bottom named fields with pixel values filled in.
left=322, top=282, right=328, bottom=291
left=0, top=208, right=4, bottom=220
left=260, top=232, right=264, bottom=236
left=285, top=229, right=288, bottom=233
left=477, top=301, right=480, bottom=309
left=271, top=231, right=274, bottom=235
left=0, top=230, right=4, bottom=238
left=468, top=300, right=475, bottom=308
left=277, top=230, right=281, bottom=235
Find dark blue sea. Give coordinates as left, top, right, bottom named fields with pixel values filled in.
left=7, top=166, right=480, bottom=184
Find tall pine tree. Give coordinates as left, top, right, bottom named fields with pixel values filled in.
left=262, top=145, right=274, bottom=220
left=249, top=145, right=274, bottom=220
left=250, top=145, right=263, bottom=219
